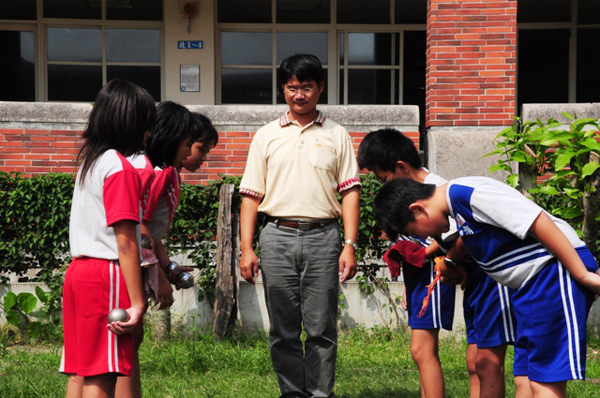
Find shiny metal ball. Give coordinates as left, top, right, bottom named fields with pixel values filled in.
left=108, top=308, right=130, bottom=323
left=165, top=261, right=181, bottom=277
left=177, top=272, right=194, bottom=289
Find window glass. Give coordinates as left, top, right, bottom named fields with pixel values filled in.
left=338, top=0, right=389, bottom=24
left=518, top=29, right=569, bottom=110
left=403, top=31, right=426, bottom=125
left=349, top=33, right=393, bottom=65
left=339, top=33, right=345, bottom=65
left=107, top=29, right=161, bottom=63
left=48, top=28, right=102, bottom=62
left=348, top=69, right=393, bottom=104
left=221, top=68, right=273, bottom=103
left=48, top=65, right=102, bottom=101
left=517, top=0, right=569, bottom=23
left=0, top=31, right=35, bottom=101
left=221, top=32, right=272, bottom=65
left=277, top=0, right=329, bottom=23
left=218, top=0, right=271, bottom=23
left=44, top=0, right=101, bottom=19
left=578, top=0, right=600, bottom=25
left=276, top=32, right=328, bottom=64
left=107, top=66, right=161, bottom=101
left=339, top=70, right=345, bottom=103
left=0, top=0, right=36, bottom=20
left=395, top=0, right=426, bottom=24
left=576, top=29, right=600, bottom=103
left=107, top=0, right=163, bottom=21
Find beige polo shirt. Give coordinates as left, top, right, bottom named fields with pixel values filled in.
left=239, top=111, right=360, bottom=220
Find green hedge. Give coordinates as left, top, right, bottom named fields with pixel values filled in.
left=0, top=171, right=389, bottom=307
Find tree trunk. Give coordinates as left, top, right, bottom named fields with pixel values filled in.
left=582, top=151, right=600, bottom=259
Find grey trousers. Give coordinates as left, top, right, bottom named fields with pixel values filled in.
left=259, top=221, right=342, bottom=398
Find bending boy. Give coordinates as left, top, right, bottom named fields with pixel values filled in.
left=358, top=129, right=456, bottom=398
left=373, top=176, right=600, bottom=398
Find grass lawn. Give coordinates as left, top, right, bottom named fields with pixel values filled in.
left=0, top=326, right=599, bottom=397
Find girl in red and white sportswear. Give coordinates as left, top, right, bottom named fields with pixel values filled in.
left=61, top=79, right=156, bottom=398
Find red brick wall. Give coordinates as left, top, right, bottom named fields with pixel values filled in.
left=1, top=128, right=420, bottom=185
left=426, top=0, right=517, bottom=127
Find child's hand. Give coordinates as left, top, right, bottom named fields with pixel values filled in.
left=107, top=306, right=145, bottom=335
left=581, top=269, right=600, bottom=296
left=439, top=261, right=464, bottom=285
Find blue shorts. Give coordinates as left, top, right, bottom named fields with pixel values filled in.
left=463, top=262, right=516, bottom=348
left=512, top=247, right=597, bottom=383
left=405, top=258, right=455, bottom=331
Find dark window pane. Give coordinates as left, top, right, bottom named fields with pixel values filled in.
left=517, top=0, right=569, bottom=23
left=578, top=0, right=600, bottom=25
left=48, top=65, right=102, bottom=101
left=107, top=0, right=163, bottom=21
left=517, top=29, right=569, bottom=110
left=0, top=0, right=36, bottom=20
left=339, top=33, right=345, bottom=65
left=221, top=68, right=272, bottom=104
left=48, top=28, right=102, bottom=62
left=404, top=31, right=426, bottom=124
left=0, top=31, right=35, bottom=101
left=348, top=69, right=393, bottom=104
left=395, top=0, right=426, bottom=24
left=577, top=29, right=600, bottom=103
left=218, top=0, right=271, bottom=23
left=277, top=0, right=329, bottom=23
left=349, top=33, right=393, bottom=65
left=339, top=69, right=344, bottom=104
left=338, top=0, right=389, bottom=24
left=277, top=32, right=328, bottom=64
left=107, top=29, right=161, bottom=62
left=44, top=0, right=101, bottom=19
left=221, top=32, right=272, bottom=65
left=107, top=66, right=161, bottom=101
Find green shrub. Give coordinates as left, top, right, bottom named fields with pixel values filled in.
left=0, top=171, right=392, bottom=330
left=485, top=114, right=600, bottom=258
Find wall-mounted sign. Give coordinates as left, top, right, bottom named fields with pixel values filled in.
left=178, top=40, right=203, bottom=49
left=180, top=64, right=200, bottom=92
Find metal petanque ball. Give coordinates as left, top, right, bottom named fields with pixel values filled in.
left=177, top=272, right=194, bottom=289
left=108, top=308, right=130, bottom=323
left=165, top=261, right=181, bottom=276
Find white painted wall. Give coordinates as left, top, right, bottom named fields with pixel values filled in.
left=163, top=0, right=216, bottom=104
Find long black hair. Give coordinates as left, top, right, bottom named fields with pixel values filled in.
left=77, top=79, right=156, bottom=185
left=145, top=101, right=201, bottom=168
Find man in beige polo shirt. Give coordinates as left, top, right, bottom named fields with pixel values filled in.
left=239, top=53, right=360, bottom=398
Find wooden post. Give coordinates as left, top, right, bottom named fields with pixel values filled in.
left=212, top=184, right=239, bottom=340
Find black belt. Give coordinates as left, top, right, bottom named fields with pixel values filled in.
left=267, top=216, right=337, bottom=231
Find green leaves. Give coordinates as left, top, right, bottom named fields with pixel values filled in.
left=487, top=114, right=600, bottom=258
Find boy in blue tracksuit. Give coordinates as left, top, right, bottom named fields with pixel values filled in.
left=373, top=176, right=600, bottom=398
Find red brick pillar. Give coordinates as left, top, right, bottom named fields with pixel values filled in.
left=426, top=0, right=517, bottom=128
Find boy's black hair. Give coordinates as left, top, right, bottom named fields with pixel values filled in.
left=373, top=178, right=436, bottom=239
left=145, top=101, right=201, bottom=168
left=357, top=128, right=422, bottom=172
left=278, top=53, right=324, bottom=87
left=193, top=112, right=219, bottom=147
left=78, top=79, right=156, bottom=185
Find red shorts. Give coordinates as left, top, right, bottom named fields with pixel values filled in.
left=60, top=257, right=133, bottom=377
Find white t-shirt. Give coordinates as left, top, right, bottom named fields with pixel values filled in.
left=70, top=150, right=142, bottom=259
